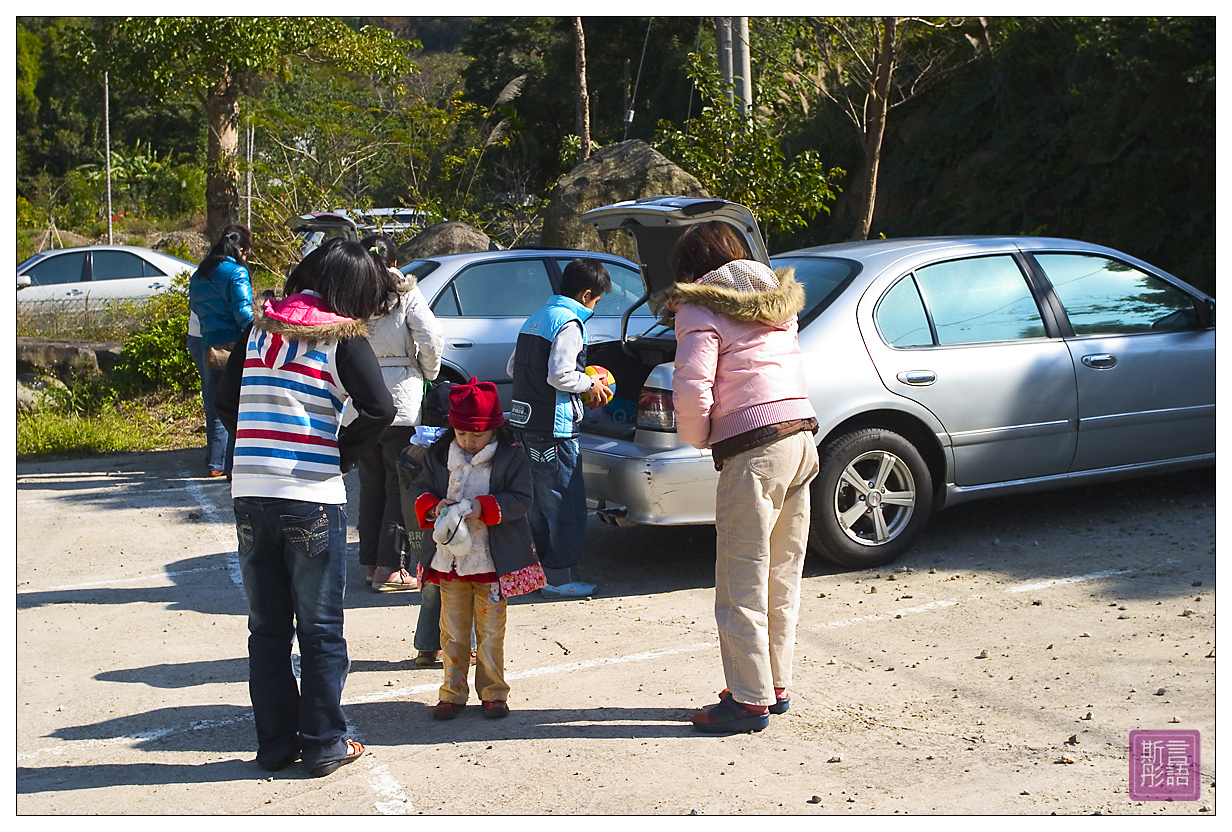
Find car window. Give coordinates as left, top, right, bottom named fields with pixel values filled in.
left=875, top=276, right=933, bottom=347
left=769, top=256, right=858, bottom=321
left=914, top=255, right=1046, bottom=344
left=22, top=252, right=86, bottom=285
left=554, top=258, right=652, bottom=318
left=437, top=259, right=553, bottom=317
left=1034, top=253, right=1201, bottom=335
left=92, top=250, right=159, bottom=281
left=405, top=261, right=440, bottom=281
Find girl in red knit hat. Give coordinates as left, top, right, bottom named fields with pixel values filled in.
left=409, top=377, right=545, bottom=719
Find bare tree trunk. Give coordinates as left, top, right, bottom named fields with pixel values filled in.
left=206, top=73, right=240, bottom=242
left=573, top=17, right=591, bottom=162
left=850, top=17, right=896, bottom=242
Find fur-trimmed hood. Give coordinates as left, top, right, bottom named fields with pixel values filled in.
left=254, top=291, right=369, bottom=341
left=667, top=261, right=804, bottom=327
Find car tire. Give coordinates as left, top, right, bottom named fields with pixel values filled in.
left=808, top=427, right=933, bottom=569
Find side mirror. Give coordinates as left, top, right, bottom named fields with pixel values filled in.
left=17, top=273, right=31, bottom=289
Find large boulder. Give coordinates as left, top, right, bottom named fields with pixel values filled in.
left=399, top=221, right=494, bottom=260
left=16, top=337, right=123, bottom=379
left=541, top=140, right=710, bottom=257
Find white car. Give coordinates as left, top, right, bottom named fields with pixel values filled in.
left=16, top=245, right=196, bottom=305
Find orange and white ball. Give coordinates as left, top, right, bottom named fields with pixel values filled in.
left=584, top=365, right=616, bottom=406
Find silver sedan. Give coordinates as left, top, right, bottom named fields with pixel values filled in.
left=577, top=197, right=1215, bottom=569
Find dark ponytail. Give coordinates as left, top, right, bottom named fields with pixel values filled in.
left=198, top=223, right=253, bottom=280
left=360, top=233, right=403, bottom=318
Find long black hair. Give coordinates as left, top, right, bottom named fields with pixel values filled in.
left=197, top=223, right=252, bottom=280
left=283, top=238, right=387, bottom=321
left=360, top=233, right=404, bottom=317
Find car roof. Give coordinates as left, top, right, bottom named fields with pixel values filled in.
left=18, top=245, right=195, bottom=269
left=774, top=235, right=1167, bottom=276
left=405, top=248, right=637, bottom=267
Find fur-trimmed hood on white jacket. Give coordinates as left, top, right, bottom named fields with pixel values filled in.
left=366, top=271, right=445, bottom=426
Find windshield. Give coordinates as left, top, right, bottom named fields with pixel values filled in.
left=769, top=255, right=860, bottom=324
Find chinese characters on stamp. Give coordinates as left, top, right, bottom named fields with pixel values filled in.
left=1128, top=729, right=1200, bottom=801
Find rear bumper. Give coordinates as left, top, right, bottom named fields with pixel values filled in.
left=578, top=432, right=717, bottom=525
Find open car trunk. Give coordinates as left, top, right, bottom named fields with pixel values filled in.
left=578, top=197, right=770, bottom=441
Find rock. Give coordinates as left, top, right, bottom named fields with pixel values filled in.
left=541, top=140, right=710, bottom=257
left=975, top=650, right=988, bottom=659
left=17, top=338, right=123, bottom=380
left=16, top=373, right=68, bottom=414
left=399, top=222, right=493, bottom=260
left=807, top=795, right=822, bottom=804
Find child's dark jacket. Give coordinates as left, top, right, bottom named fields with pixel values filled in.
left=409, top=438, right=537, bottom=579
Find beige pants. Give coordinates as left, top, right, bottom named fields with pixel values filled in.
left=438, top=579, right=509, bottom=704
left=713, top=430, right=819, bottom=707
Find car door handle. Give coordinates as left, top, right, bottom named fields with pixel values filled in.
left=896, top=370, right=936, bottom=386
left=1081, top=353, right=1117, bottom=369
left=446, top=339, right=474, bottom=349
left=65, top=289, right=85, bottom=296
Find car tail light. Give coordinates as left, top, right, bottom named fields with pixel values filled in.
left=636, top=388, right=676, bottom=431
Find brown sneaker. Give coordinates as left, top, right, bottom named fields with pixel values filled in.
left=482, top=700, right=510, bottom=719
left=433, top=701, right=464, bottom=720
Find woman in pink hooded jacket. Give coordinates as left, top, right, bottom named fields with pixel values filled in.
left=665, top=221, right=820, bottom=735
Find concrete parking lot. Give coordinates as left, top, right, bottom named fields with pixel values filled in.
left=15, top=448, right=1216, bottom=815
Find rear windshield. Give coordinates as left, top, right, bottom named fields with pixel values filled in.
left=404, top=260, right=440, bottom=280
left=769, top=256, right=860, bottom=323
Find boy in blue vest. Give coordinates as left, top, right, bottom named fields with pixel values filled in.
left=506, top=259, right=612, bottom=599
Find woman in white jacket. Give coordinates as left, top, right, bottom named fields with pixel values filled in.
left=358, top=235, right=445, bottom=591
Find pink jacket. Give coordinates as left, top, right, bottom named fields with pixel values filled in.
left=670, top=261, right=815, bottom=449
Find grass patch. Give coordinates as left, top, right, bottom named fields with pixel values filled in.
left=17, top=390, right=206, bottom=460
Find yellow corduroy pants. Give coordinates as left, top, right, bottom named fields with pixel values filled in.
left=438, top=579, right=509, bottom=705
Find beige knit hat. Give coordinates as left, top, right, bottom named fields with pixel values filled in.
left=697, top=259, right=781, bottom=293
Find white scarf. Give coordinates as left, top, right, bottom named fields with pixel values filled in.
left=429, top=438, right=498, bottom=576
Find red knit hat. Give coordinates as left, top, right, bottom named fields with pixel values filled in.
left=448, top=376, right=504, bottom=431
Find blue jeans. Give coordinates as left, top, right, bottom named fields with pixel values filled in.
left=415, top=581, right=442, bottom=651
left=195, top=341, right=234, bottom=474
left=234, top=497, right=350, bottom=772
left=515, top=432, right=588, bottom=585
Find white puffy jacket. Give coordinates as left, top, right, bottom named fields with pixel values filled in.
left=366, top=270, right=445, bottom=426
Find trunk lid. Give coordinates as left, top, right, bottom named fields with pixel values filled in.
left=582, top=197, right=769, bottom=300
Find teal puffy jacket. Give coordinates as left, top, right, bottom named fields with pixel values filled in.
left=189, top=257, right=254, bottom=348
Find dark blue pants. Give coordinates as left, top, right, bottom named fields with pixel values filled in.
left=197, top=348, right=235, bottom=474
left=515, top=432, right=588, bottom=585
left=234, top=497, right=350, bottom=772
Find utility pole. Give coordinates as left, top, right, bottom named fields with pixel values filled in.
left=733, top=17, right=752, bottom=116
left=715, top=17, right=733, bottom=104
left=246, top=123, right=253, bottom=229
left=104, top=70, right=113, bottom=245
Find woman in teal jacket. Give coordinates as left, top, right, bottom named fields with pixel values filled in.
left=189, top=224, right=254, bottom=478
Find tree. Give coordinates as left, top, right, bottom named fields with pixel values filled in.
left=573, top=18, right=592, bottom=163
left=655, top=53, right=843, bottom=246
left=776, top=17, right=984, bottom=239
left=74, top=17, right=412, bottom=240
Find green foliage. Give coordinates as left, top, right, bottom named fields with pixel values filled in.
left=655, top=53, right=844, bottom=246
left=109, top=283, right=196, bottom=395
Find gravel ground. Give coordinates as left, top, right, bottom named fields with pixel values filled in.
left=15, top=449, right=1216, bottom=815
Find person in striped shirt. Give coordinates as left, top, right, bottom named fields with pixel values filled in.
left=215, top=238, right=395, bottom=777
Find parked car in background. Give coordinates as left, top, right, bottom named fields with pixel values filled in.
left=286, top=208, right=438, bottom=260
left=16, top=245, right=196, bottom=306
left=400, top=248, right=655, bottom=408
left=576, top=197, right=1216, bottom=569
